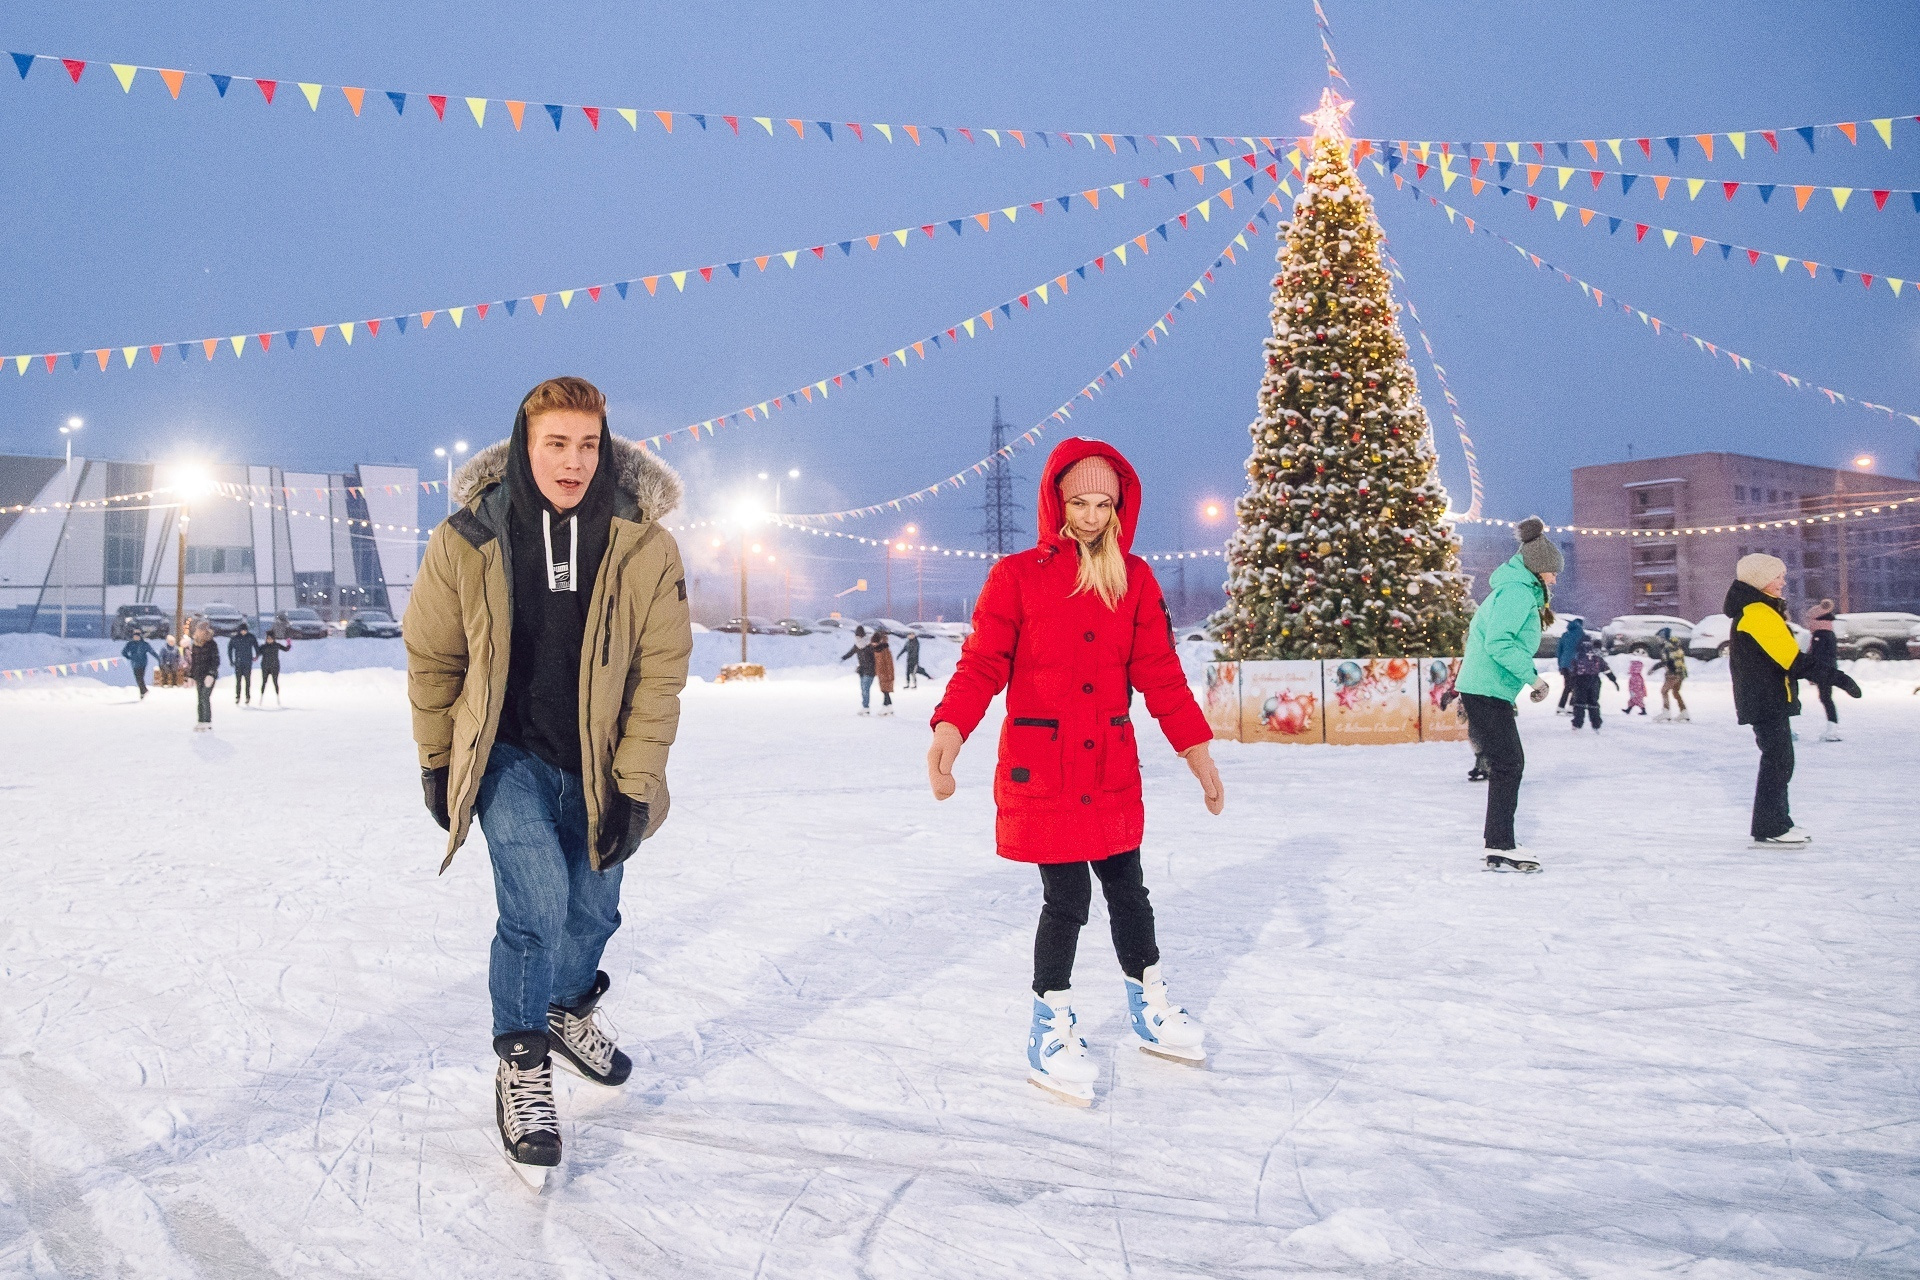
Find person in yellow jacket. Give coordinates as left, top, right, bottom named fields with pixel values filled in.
left=404, top=376, right=692, bottom=1187
left=1723, top=553, right=1816, bottom=847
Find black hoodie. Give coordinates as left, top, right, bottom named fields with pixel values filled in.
left=495, top=388, right=619, bottom=775
left=1723, top=579, right=1812, bottom=724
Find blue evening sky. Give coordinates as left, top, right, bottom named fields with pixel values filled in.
left=1, top=1, right=1915, bottom=598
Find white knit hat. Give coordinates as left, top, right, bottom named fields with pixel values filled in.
left=1736, top=553, right=1787, bottom=590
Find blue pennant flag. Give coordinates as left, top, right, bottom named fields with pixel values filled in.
left=393, top=315, right=408, bottom=334
left=1912, top=192, right=1920, bottom=214
left=1831, top=266, right=1847, bottom=283
left=817, top=121, right=833, bottom=140
left=386, top=90, right=405, bottom=114
left=545, top=104, right=564, bottom=130
left=1163, top=172, right=1179, bottom=187
left=931, top=126, right=947, bottom=143
left=502, top=299, right=517, bottom=317
left=999, top=303, right=1012, bottom=318
left=211, top=74, right=233, bottom=97
left=1497, top=185, right=1512, bottom=196
left=1607, top=216, right=1622, bottom=234
left=614, top=281, right=629, bottom=298
left=948, top=219, right=963, bottom=235
left=1556, top=141, right=1569, bottom=158
left=1206, top=137, right=1220, bottom=153
left=930, top=334, right=941, bottom=348
left=726, top=263, right=741, bottom=277
left=1075, top=265, right=1088, bottom=278
left=10, top=52, right=34, bottom=79
left=1664, top=136, right=1681, bottom=159
left=176, top=343, right=190, bottom=361
left=1757, top=184, right=1775, bottom=203
left=69, top=352, right=81, bottom=370
left=865, top=363, right=875, bottom=377
left=839, top=241, right=852, bottom=255
left=283, top=329, right=300, bottom=348
left=1620, top=173, right=1636, bottom=195
left=1496, top=160, right=1510, bottom=180
left=1156, top=224, right=1169, bottom=240
left=846, top=368, right=857, bottom=382
left=1719, top=242, right=1734, bottom=260
left=691, top=114, right=706, bottom=130
left=1036, top=132, right=1050, bottom=147
left=1057, top=195, right=1072, bottom=212
left=1797, top=126, right=1816, bottom=152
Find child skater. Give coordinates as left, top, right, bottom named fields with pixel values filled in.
left=1804, top=599, right=1862, bottom=741
left=926, top=439, right=1225, bottom=1106
left=1568, top=636, right=1617, bottom=731
left=1622, top=658, right=1649, bottom=715
left=1649, top=627, right=1690, bottom=722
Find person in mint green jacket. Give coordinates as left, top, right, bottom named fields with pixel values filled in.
left=1456, top=517, right=1562, bottom=854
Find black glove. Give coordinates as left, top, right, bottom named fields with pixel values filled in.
left=600, top=793, right=651, bottom=869
left=422, top=766, right=450, bottom=831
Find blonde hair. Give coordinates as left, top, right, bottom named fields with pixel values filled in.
left=523, top=376, right=606, bottom=423
left=1063, top=519, right=1129, bottom=609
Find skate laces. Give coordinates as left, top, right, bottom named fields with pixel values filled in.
left=499, top=1059, right=558, bottom=1140
left=554, top=1006, right=620, bottom=1074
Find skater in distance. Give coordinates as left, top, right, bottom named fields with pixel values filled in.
left=1454, top=517, right=1561, bottom=872
left=1725, top=554, right=1818, bottom=847
left=926, top=438, right=1224, bottom=1107
left=405, top=376, right=694, bottom=1188
left=1803, top=599, right=1863, bottom=742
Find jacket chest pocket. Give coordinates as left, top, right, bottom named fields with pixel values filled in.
left=1100, top=715, right=1140, bottom=791
left=1002, top=718, right=1062, bottom=797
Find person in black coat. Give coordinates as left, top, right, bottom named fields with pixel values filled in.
left=1726, top=555, right=1818, bottom=845
left=227, top=622, right=260, bottom=705
left=840, top=625, right=879, bottom=713
left=1802, top=599, right=1863, bottom=741
left=897, top=631, right=933, bottom=689
left=188, top=621, right=220, bottom=729
left=120, top=629, right=156, bottom=699
left=258, top=632, right=292, bottom=704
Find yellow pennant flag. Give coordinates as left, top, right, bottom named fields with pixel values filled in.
left=874, top=123, right=892, bottom=142
left=984, top=129, right=1000, bottom=146
left=1440, top=166, right=1458, bottom=191
left=449, top=307, right=464, bottom=327
left=1505, top=141, right=1521, bottom=161
left=781, top=251, right=798, bottom=268
left=339, top=322, right=354, bottom=344
left=300, top=83, right=324, bottom=110
left=671, top=271, right=688, bottom=291
left=1445, top=205, right=1458, bottom=223
left=1556, top=166, right=1574, bottom=188
left=1214, top=159, right=1232, bottom=178
left=1110, top=183, right=1126, bottom=199
left=1831, top=187, right=1853, bottom=210
left=962, top=318, right=976, bottom=337
left=111, top=64, right=138, bottom=92
left=1686, top=177, right=1706, bottom=199
left=122, top=346, right=138, bottom=368
left=1727, top=131, right=1747, bottom=157
left=894, top=350, right=906, bottom=365
left=1001, top=207, right=1017, bottom=223
left=1114, top=244, right=1129, bottom=265
left=466, top=97, right=487, bottom=126
left=815, top=380, right=830, bottom=397
left=1605, top=138, right=1623, bottom=161
left=1872, top=118, right=1894, bottom=147
left=1889, top=278, right=1905, bottom=297
left=1550, top=200, right=1567, bottom=219
left=1234, top=232, right=1248, bottom=249
left=15, top=356, right=29, bottom=374
left=617, top=108, right=637, bottom=130
left=1197, top=199, right=1212, bottom=221
left=559, top=290, right=574, bottom=308
left=1773, top=255, right=1790, bottom=272
left=230, top=336, right=247, bottom=357
left=891, top=229, right=909, bottom=246
left=1154, top=318, right=1168, bottom=334
left=1192, top=279, right=1206, bottom=296
left=1661, top=228, right=1679, bottom=248
left=754, top=117, right=773, bottom=135
left=1036, top=283, right=1049, bottom=303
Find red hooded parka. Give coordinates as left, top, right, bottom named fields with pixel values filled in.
left=932, top=438, right=1210, bottom=864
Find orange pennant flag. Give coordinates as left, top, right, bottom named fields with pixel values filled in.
left=158, top=68, right=186, bottom=99
left=1524, top=163, right=1542, bottom=185
left=1218, top=187, right=1234, bottom=208
left=1793, top=185, right=1815, bottom=210
left=643, top=276, right=660, bottom=294
left=1694, top=133, right=1715, bottom=160
left=973, top=212, right=992, bottom=230
left=420, top=310, right=435, bottom=328
left=506, top=100, right=526, bottom=130
left=1836, top=121, right=1857, bottom=144
left=201, top=338, right=219, bottom=360
left=1803, top=260, right=1819, bottom=278
left=1652, top=175, right=1671, bottom=199
left=1578, top=207, right=1595, bottom=225
left=94, top=349, right=110, bottom=371
left=1689, top=236, right=1705, bottom=255
left=310, top=326, right=327, bottom=347
left=530, top=294, right=547, bottom=314
left=787, top=119, right=805, bottom=139
left=866, top=234, right=881, bottom=250
left=655, top=110, right=673, bottom=132
left=341, top=85, right=366, bottom=115
left=1082, top=189, right=1100, bottom=209
left=904, top=124, right=920, bottom=145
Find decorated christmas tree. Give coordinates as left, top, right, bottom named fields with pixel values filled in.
left=1213, top=90, right=1472, bottom=660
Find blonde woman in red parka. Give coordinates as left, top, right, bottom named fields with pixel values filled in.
left=927, top=438, right=1225, bottom=1105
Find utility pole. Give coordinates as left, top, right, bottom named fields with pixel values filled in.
left=58, top=417, right=82, bottom=637
left=174, top=510, right=188, bottom=667
left=738, top=527, right=750, bottom=664
left=979, top=396, right=1023, bottom=553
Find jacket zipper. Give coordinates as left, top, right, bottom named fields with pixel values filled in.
left=1012, top=716, right=1060, bottom=740
left=601, top=592, right=615, bottom=666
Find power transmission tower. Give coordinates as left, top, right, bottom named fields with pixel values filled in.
left=979, top=396, right=1024, bottom=554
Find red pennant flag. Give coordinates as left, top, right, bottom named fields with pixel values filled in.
left=810, top=246, right=825, bottom=259
left=1761, top=130, right=1778, bottom=151
left=958, top=127, right=974, bottom=143
left=1747, top=248, right=1761, bottom=265
left=1873, top=189, right=1891, bottom=210
left=1531, top=141, right=1545, bottom=158
left=723, top=115, right=738, bottom=134
left=1094, top=256, right=1105, bottom=271
left=1636, top=137, right=1651, bottom=156
left=922, top=224, right=936, bottom=237
left=428, top=94, right=447, bottom=120
left=582, top=106, right=600, bottom=130
left=1524, top=194, right=1539, bottom=210
left=1723, top=182, right=1740, bottom=200
left=257, top=333, right=272, bottom=352
left=476, top=302, right=489, bottom=319
left=1414, top=162, right=1429, bottom=179
left=255, top=78, right=277, bottom=104
left=1470, top=156, right=1482, bottom=176
left=62, top=58, right=86, bottom=82
left=587, top=286, right=601, bottom=301
left=1589, top=170, right=1603, bottom=189
left=1861, top=273, right=1874, bottom=289
left=698, top=266, right=713, bottom=281
left=43, top=354, right=56, bottom=372
left=366, top=318, right=381, bottom=337
left=149, top=345, right=162, bottom=363
left=1634, top=223, right=1649, bottom=241
left=847, top=122, right=863, bottom=141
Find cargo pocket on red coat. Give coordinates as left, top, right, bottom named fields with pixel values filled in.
left=1004, top=717, right=1062, bottom=797
left=1100, top=715, right=1140, bottom=791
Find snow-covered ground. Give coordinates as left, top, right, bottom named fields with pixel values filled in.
left=2, top=652, right=1916, bottom=1277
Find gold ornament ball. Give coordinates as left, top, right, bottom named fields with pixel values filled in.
left=1316, top=541, right=1332, bottom=556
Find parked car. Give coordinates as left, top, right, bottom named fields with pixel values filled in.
left=713, top=616, right=781, bottom=635
left=859, top=618, right=923, bottom=639
left=813, top=615, right=854, bottom=633
left=111, top=602, right=170, bottom=640
left=920, top=622, right=973, bottom=641
left=770, top=617, right=815, bottom=636
left=1833, top=612, right=1919, bottom=660
left=344, top=608, right=402, bottom=639
left=198, top=602, right=248, bottom=637
left=1534, top=614, right=1589, bottom=661
left=1178, top=625, right=1212, bottom=643
left=265, top=607, right=332, bottom=640
left=1688, top=612, right=1811, bottom=660
left=1601, top=614, right=1693, bottom=656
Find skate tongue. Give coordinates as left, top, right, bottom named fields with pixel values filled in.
left=494, top=1030, right=550, bottom=1071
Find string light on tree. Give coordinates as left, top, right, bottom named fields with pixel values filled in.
left=1213, top=90, right=1471, bottom=660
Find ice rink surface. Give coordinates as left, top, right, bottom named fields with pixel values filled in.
left=2, top=646, right=1915, bottom=1278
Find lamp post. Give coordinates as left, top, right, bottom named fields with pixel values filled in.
left=434, top=440, right=468, bottom=516
left=170, top=466, right=212, bottom=670
left=58, top=417, right=82, bottom=637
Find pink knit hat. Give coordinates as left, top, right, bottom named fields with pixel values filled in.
left=1057, top=455, right=1121, bottom=504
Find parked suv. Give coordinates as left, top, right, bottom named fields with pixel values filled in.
left=343, top=608, right=401, bottom=639
left=198, top=602, right=248, bottom=637
left=1833, top=612, right=1919, bottom=660
left=267, top=607, right=332, bottom=640
left=110, top=603, right=170, bottom=640
left=1601, top=614, right=1692, bottom=656
left=1688, top=613, right=1811, bottom=660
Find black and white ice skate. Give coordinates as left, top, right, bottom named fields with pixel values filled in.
left=547, top=970, right=632, bottom=1087
left=494, top=1032, right=561, bottom=1189
left=1483, top=853, right=1541, bottom=873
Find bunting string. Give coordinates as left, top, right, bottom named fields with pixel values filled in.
left=763, top=518, right=1226, bottom=563
left=1356, top=114, right=1919, bottom=165
left=0, top=657, right=123, bottom=681
left=3, top=151, right=1280, bottom=379
left=638, top=168, right=1278, bottom=449
left=1312, top=0, right=1351, bottom=87
left=5, top=49, right=1273, bottom=156
left=1385, top=169, right=1920, bottom=429
left=1459, top=490, right=1920, bottom=539
left=783, top=188, right=1277, bottom=522
left=0, top=487, right=167, bottom=516
left=1382, top=254, right=1484, bottom=520
left=1375, top=161, right=1918, bottom=297
left=1380, top=146, right=1920, bottom=213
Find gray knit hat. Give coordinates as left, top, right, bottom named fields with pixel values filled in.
left=1515, top=516, right=1564, bottom=577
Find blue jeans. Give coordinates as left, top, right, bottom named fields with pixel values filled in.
left=859, top=673, right=874, bottom=708
left=475, top=742, right=624, bottom=1037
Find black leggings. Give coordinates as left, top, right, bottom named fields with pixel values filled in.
left=234, top=669, right=251, bottom=702
left=1461, top=693, right=1524, bottom=850
left=260, top=669, right=280, bottom=697
left=1033, top=849, right=1159, bottom=995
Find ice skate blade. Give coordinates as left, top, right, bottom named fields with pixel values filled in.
left=504, top=1154, right=553, bottom=1191
left=1483, top=854, right=1541, bottom=873
left=1136, top=1039, right=1206, bottom=1065
left=1028, top=1073, right=1094, bottom=1107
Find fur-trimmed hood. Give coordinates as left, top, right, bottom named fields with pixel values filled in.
left=452, top=435, right=684, bottom=522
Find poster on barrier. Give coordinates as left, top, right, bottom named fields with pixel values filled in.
left=1420, top=656, right=1471, bottom=742
left=1203, top=663, right=1241, bottom=741
left=1323, top=657, right=1421, bottom=745
left=1239, top=660, right=1324, bottom=744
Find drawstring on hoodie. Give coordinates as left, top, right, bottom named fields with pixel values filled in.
left=541, top=510, right=578, bottom=593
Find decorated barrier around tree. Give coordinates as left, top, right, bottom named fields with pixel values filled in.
left=1203, top=656, right=1468, bottom=745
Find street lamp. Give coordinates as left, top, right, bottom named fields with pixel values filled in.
left=170, top=465, right=214, bottom=661
left=1852, top=454, right=1875, bottom=471
left=57, top=417, right=82, bottom=637
left=433, top=440, right=468, bottom=516
left=733, top=500, right=766, bottom=663
left=885, top=524, right=918, bottom=617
